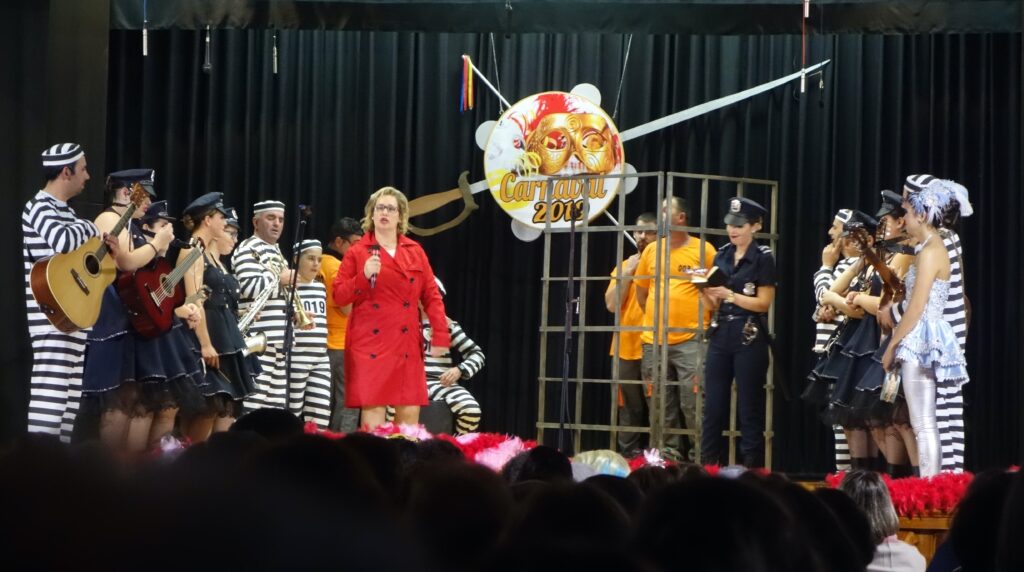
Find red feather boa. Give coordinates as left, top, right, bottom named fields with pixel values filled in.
left=303, top=422, right=537, bottom=470
left=826, top=471, right=975, bottom=517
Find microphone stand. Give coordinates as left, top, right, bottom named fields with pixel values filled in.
left=282, top=207, right=311, bottom=396
left=557, top=201, right=585, bottom=454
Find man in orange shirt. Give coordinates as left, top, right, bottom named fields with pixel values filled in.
left=634, top=197, right=716, bottom=461
left=320, top=217, right=364, bottom=432
left=605, top=213, right=657, bottom=456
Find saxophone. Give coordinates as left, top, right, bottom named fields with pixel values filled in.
left=237, top=281, right=274, bottom=335
left=236, top=281, right=274, bottom=356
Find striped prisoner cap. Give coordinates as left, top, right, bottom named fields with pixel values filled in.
left=41, top=142, right=84, bottom=167
left=904, top=174, right=936, bottom=195
left=253, top=200, right=286, bottom=214
left=294, top=239, right=322, bottom=254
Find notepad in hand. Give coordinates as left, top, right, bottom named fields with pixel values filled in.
left=689, top=266, right=728, bottom=288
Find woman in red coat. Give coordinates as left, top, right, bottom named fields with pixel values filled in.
left=334, top=186, right=450, bottom=429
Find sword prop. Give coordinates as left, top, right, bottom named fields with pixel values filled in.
left=410, top=60, right=832, bottom=235
left=456, top=60, right=831, bottom=196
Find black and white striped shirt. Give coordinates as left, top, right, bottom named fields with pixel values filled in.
left=423, top=320, right=485, bottom=382
left=812, top=256, right=857, bottom=353
left=891, top=230, right=967, bottom=352
left=232, top=236, right=289, bottom=345
left=22, top=191, right=99, bottom=335
left=294, top=280, right=328, bottom=351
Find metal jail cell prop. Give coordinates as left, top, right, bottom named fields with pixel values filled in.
left=534, top=171, right=779, bottom=469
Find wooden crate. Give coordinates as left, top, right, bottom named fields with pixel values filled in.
left=897, top=514, right=950, bottom=565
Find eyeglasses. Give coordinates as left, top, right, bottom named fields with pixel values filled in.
left=374, top=204, right=399, bottom=213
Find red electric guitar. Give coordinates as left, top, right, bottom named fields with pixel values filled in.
left=118, top=238, right=205, bottom=338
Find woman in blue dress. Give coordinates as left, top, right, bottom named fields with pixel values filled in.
left=177, top=193, right=260, bottom=442
left=82, top=171, right=204, bottom=453
left=880, top=180, right=968, bottom=477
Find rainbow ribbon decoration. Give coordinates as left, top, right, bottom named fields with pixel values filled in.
left=460, top=55, right=475, bottom=112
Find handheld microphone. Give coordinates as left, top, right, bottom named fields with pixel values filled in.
left=298, top=204, right=313, bottom=218
left=368, top=245, right=380, bottom=288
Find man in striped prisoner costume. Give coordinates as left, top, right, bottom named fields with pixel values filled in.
left=882, top=174, right=972, bottom=473
left=232, top=200, right=295, bottom=413
left=22, top=143, right=102, bottom=441
left=422, top=279, right=485, bottom=434
left=290, top=239, right=332, bottom=429
left=812, top=209, right=861, bottom=471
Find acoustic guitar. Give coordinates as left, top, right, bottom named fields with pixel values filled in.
left=30, top=184, right=149, bottom=333
left=118, top=239, right=206, bottom=338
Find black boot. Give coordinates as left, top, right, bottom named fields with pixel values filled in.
left=871, top=455, right=888, bottom=472
left=850, top=457, right=870, bottom=470
left=910, top=465, right=921, bottom=477
left=887, top=463, right=914, bottom=478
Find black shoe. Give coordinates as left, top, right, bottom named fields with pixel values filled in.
left=850, top=457, right=869, bottom=470
left=741, top=453, right=764, bottom=469
left=701, top=454, right=720, bottom=466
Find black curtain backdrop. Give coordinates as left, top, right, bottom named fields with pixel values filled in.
left=4, top=25, right=1019, bottom=474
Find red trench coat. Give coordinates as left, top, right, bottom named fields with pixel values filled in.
left=334, top=233, right=450, bottom=407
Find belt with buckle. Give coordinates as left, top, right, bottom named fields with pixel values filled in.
left=718, top=314, right=750, bottom=322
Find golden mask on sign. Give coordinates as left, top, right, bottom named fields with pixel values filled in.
left=525, top=113, right=616, bottom=175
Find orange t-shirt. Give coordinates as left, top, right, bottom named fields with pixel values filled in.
left=634, top=237, right=717, bottom=345
left=319, top=253, right=348, bottom=350
left=606, top=261, right=646, bottom=360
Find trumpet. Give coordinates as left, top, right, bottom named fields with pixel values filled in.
left=252, top=248, right=314, bottom=329
left=290, top=289, right=315, bottom=329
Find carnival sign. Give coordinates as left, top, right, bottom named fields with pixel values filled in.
left=483, top=91, right=626, bottom=230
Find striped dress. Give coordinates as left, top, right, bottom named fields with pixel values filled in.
left=423, top=320, right=485, bottom=434
left=812, top=256, right=857, bottom=471
left=290, top=280, right=332, bottom=429
left=22, top=191, right=99, bottom=441
left=232, top=236, right=290, bottom=412
left=891, top=230, right=967, bottom=472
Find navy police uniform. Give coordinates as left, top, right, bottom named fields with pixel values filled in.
left=701, top=197, right=776, bottom=467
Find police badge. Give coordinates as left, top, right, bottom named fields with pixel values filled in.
left=743, top=282, right=756, bottom=296
left=730, top=198, right=742, bottom=213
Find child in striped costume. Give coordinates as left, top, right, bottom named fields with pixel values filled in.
left=22, top=143, right=100, bottom=442
left=421, top=279, right=485, bottom=435
left=808, top=209, right=861, bottom=470
left=289, top=240, right=332, bottom=429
